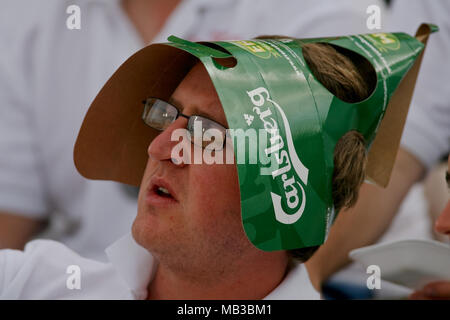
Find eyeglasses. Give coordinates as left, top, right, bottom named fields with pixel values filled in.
left=142, top=98, right=227, bottom=150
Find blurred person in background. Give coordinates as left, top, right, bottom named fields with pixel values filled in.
left=306, top=0, right=450, bottom=294
left=410, top=154, right=450, bottom=299
left=424, top=156, right=450, bottom=243
left=0, top=0, right=383, bottom=261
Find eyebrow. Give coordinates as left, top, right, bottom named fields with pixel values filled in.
left=168, top=97, right=227, bottom=128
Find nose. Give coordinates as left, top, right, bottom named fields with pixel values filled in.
left=147, top=117, right=190, bottom=167
left=435, top=200, right=450, bottom=237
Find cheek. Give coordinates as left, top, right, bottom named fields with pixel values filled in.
left=188, top=164, right=241, bottom=222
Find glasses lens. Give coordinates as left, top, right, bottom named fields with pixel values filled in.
left=187, top=116, right=226, bottom=150
left=142, top=98, right=178, bottom=130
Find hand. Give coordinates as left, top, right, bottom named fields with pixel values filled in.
left=410, top=281, right=450, bottom=300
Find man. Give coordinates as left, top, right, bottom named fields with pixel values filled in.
left=410, top=155, right=450, bottom=299
left=0, top=26, right=431, bottom=298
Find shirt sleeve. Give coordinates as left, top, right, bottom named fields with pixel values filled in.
left=0, top=240, right=72, bottom=299
left=0, top=238, right=128, bottom=299
left=390, top=0, right=450, bottom=169
left=0, top=2, right=50, bottom=217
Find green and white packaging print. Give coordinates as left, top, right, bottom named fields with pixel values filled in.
left=164, top=25, right=436, bottom=251
left=74, top=24, right=437, bottom=252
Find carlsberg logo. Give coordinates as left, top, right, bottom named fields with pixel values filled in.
left=247, top=87, right=309, bottom=224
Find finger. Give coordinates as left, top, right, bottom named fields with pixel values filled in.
left=409, top=291, right=431, bottom=300
left=423, top=281, right=450, bottom=299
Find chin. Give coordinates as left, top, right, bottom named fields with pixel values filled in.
left=131, top=214, right=154, bottom=249
left=131, top=214, right=165, bottom=254
left=131, top=217, right=144, bottom=247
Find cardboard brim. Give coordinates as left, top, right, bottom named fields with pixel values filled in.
left=74, top=44, right=197, bottom=186
left=365, top=23, right=434, bottom=187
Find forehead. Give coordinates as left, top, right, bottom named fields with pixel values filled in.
left=170, top=63, right=227, bottom=125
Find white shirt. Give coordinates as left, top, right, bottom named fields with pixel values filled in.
left=0, top=233, right=320, bottom=300
left=0, top=0, right=383, bottom=260
left=390, top=0, right=450, bottom=169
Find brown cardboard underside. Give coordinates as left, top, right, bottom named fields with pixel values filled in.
left=365, top=24, right=433, bottom=188
left=74, top=45, right=197, bottom=186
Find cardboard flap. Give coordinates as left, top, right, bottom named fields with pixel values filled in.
left=74, top=44, right=197, bottom=186
left=365, top=23, right=436, bottom=187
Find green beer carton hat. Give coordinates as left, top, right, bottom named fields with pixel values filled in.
left=74, top=24, right=437, bottom=251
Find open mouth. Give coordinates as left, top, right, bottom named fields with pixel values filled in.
left=145, top=178, right=178, bottom=207
left=154, top=186, right=174, bottom=199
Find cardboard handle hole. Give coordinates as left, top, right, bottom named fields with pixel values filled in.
left=198, top=41, right=237, bottom=69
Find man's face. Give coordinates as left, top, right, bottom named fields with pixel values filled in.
left=132, top=63, right=256, bottom=273
left=435, top=155, right=450, bottom=238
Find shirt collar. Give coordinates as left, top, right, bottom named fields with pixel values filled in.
left=105, top=233, right=320, bottom=300
left=263, top=261, right=320, bottom=300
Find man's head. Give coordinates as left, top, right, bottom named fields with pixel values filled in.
left=132, top=63, right=288, bottom=280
